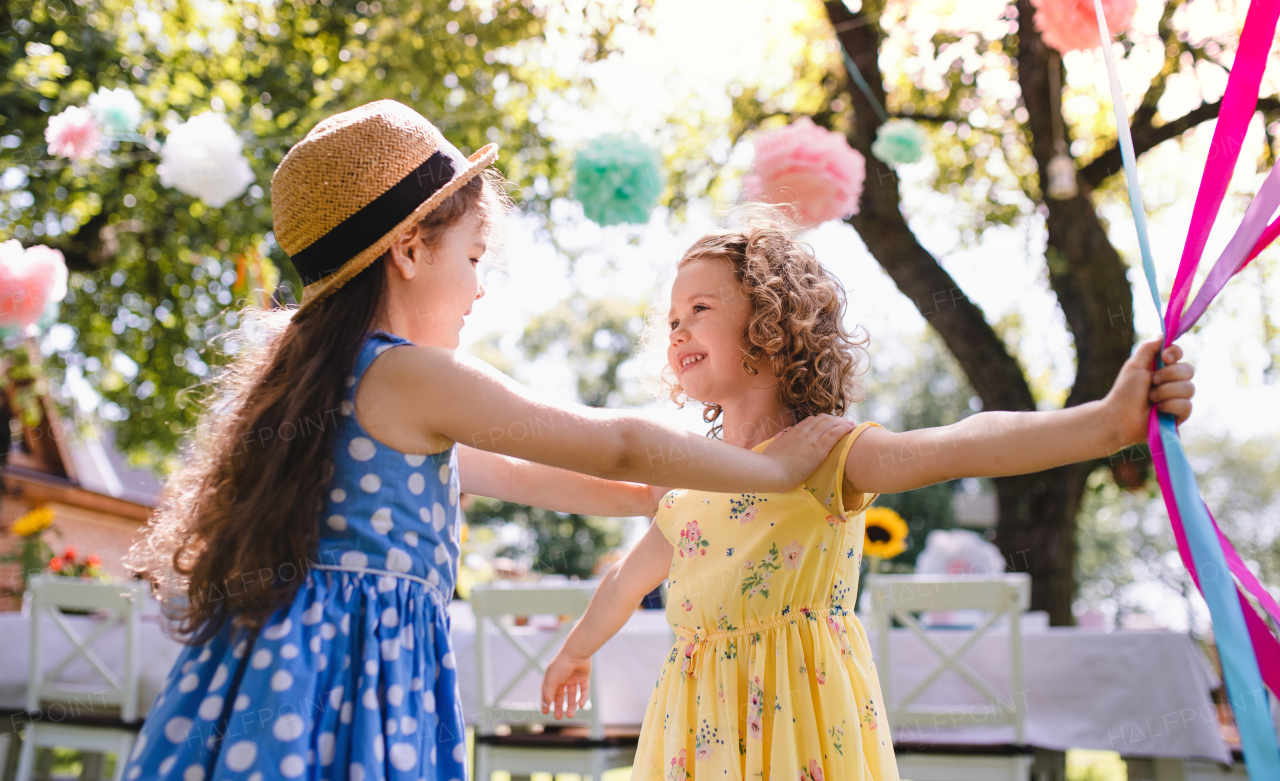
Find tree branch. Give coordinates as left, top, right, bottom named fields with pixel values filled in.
left=1081, top=97, right=1280, bottom=189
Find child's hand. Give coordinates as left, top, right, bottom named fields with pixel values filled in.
left=762, top=414, right=858, bottom=490
left=540, top=650, right=592, bottom=719
left=1104, top=338, right=1196, bottom=448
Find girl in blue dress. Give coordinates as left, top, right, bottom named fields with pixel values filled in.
left=120, top=100, right=857, bottom=781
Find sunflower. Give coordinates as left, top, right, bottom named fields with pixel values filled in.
left=863, top=507, right=908, bottom=559
left=10, top=506, right=54, bottom=538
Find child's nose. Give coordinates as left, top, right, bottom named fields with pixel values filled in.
left=475, top=284, right=485, bottom=300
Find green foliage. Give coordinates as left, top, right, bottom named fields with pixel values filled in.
left=0, top=0, right=631, bottom=470
left=466, top=494, right=625, bottom=579
left=519, top=293, right=648, bottom=408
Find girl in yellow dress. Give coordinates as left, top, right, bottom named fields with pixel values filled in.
left=540, top=209, right=1197, bottom=781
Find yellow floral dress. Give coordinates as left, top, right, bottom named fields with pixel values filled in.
left=633, top=422, right=899, bottom=781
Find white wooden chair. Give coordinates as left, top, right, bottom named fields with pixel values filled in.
left=866, top=573, right=1034, bottom=781
left=470, top=582, right=637, bottom=781
left=15, top=575, right=149, bottom=781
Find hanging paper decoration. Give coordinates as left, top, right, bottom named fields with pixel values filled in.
left=871, top=119, right=927, bottom=166
left=915, top=529, right=1005, bottom=577
left=1031, top=0, right=1136, bottom=53
left=1093, top=0, right=1280, bottom=776
left=743, top=117, right=866, bottom=228
left=87, top=86, right=143, bottom=134
left=157, top=112, right=255, bottom=208
left=571, top=134, right=664, bottom=226
left=44, top=106, right=100, bottom=160
left=0, top=240, right=68, bottom=333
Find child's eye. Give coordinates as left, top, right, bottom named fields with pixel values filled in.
left=669, top=319, right=680, bottom=330
left=693, top=304, right=708, bottom=313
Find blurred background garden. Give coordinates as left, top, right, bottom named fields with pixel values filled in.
left=1, top=0, right=1279, bottom=777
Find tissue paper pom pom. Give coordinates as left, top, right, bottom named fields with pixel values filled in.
left=157, top=113, right=256, bottom=208
left=915, top=529, right=1006, bottom=577
left=1030, top=0, right=1136, bottom=53
left=572, top=134, right=664, bottom=226
left=0, top=241, right=68, bottom=330
left=44, top=106, right=100, bottom=160
left=88, top=86, right=143, bottom=134
left=871, top=119, right=928, bottom=165
left=743, top=117, right=865, bottom=228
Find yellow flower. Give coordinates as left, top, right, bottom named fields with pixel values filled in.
left=863, top=507, right=908, bottom=559
left=460, top=523, right=469, bottom=544
left=11, top=506, right=54, bottom=538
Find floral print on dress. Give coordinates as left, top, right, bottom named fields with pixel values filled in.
left=695, top=719, right=722, bottom=760
left=861, top=697, right=879, bottom=730
left=663, top=490, right=686, bottom=509
left=679, top=520, right=710, bottom=557
left=829, top=718, right=847, bottom=755
left=747, top=675, right=765, bottom=739
left=667, top=749, right=690, bottom=781
left=740, top=542, right=781, bottom=598
left=729, top=493, right=767, bottom=523
left=782, top=540, right=805, bottom=570
left=800, top=759, right=826, bottom=781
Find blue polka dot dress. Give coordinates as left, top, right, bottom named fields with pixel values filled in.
left=123, top=330, right=469, bottom=781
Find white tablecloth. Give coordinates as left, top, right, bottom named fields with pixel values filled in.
left=0, top=601, right=1230, bottom=761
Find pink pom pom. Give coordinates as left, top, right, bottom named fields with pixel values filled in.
left=44, top=106, right=100, bottom=160
left=0, top=241, right=68, bottom=329
left=743, top=117, right=865, bottom=228
left=1030, top=0, right=1136, bottom=53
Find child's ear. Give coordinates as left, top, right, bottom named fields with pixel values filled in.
left=387, top=225, right=427, bottom=279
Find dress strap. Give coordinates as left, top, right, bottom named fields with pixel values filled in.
left=347, top=330, right=414, bottom=399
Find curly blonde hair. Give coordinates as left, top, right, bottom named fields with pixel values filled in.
left=638, top=205, right=871, bottom=437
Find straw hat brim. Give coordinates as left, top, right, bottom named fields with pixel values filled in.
left=294, top=142, right=499, bottom=317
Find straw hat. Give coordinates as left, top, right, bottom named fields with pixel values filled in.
left=271, top=100, right=498, bottom=315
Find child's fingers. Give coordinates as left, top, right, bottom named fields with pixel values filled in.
left=1153, top=361, right=1194, bottom=385
left=1163, top=343, right=1184, bottom=364
left=1157, top=398, right=1193, bottom=425
left=1149, top=380, right=1195, bottom=405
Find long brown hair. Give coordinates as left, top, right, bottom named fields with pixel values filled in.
left=639, top=205, right=870, bottom=438
left=127, top=170, right=505, bottom=645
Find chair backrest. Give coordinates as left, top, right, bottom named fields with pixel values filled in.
left=469, top=582, right=602, bottom=737
left=25, top=575, right=149, bottom=723
left=866, top=573, right=1031, bottom=743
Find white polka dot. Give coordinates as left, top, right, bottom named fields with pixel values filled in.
left=130, top=734, right=148, bottom=760
left=350, top=762, right=365, bottom=781
left=340, top=399, right=354, bottom=416
left=438, top=463, right=450, bottom=484
left=442, top=652, right=456, bottom=670
left=424, top=691, right=436, bottom=712
left=407, top=473, right=425, bottom=495
left=164, top=716, right=193, bottom=743
left=411, top=676, right=423, bottom=692
left=271, top=669, right=293, bottom=692
left=320, top=622, right=337, bottom=640
left=280, top=754, right=306, bottom=778
left=326, top=515, right=347, bottom=531
left=373, top=736, right=384, bottom=763
left=381, top=637, right=401, bottom=661
left=273, top=713, right=306, bottom=742
left=375, top=342, right=394, bottom=355
left=427, top=568, right=441, bottom=586
left=361, top=473, right=382, bottom=493
left=405, top=453, right=426, bottom=467
left=404, top=530, right=419, bottom=546
left=434, top=543, right=450, bottom=565
left=183, top=766, right=204, bottom=781
left=386, top=547, right=412, bottom=572
left=263, top=618, right=292, bottom=641
left=340, top=701, right=353, bottom=724
left=317, top=654, right=327, bottom=671
left=251, top=649, right=272, bottom=669
left=178, top=673, right=199, bottom=693
left=365, top=658, right=378, bottom=675
left=432, top=503, right=446, bottom=531
left=386, top=717, right=398, bottom=736
left=390, top=742, right=418, bottom=771
left=330, top=488, right=347, bottom=502
left=381, top=607, right=400, bottom=627
left=419, top=507, right=432, bottom=525
left=248, top=774, right=263, bottom=781
left=281, top=643, right=299, bottom=659
left=182, top=660, right=196, bottom=674
left=233, top=640, right=248, bottom=659
left=363, top=688, right=379, bottom=709
left=378, top=574, right=397, bottom=592
left=400, top=715, right=418, bottom=733
left=371, top=507, right=394, bottom=534
left=349, top=437, right=376, bottom=461
left=346, top=375, right=356, bottom=386
left=234, top=693, right=250, bottom=711
left=318, top=732, right=336, bottom=766
left=209, top=664, right=228, bottom=690
left=341, top=614, right=351, bottom=635
left=310, top=636, right=322, bottom=654
left=340, top=550, right=368, bottom=569
left=450, top=483, right=459, bottom=505
left=387, top=683, right=405, bottom=707
left=197, top=695, right=223, bottom=721
left=453, top=742, right=466, bottom=763
left=302, top=602, right=323, bottom=625
left=158, top=756, right=176, bottom=775
left=196, top=647, right=212, bottom=663
left=431, top=746, right=437, bottom=764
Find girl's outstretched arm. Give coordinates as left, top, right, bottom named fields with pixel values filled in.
left=843, top=339, right=1196, bottom=495
left=540, top=519, right=673, bottom=719
left=457, top=446, right=660, bottom=517
left=361, top=344, right=854, bottom=493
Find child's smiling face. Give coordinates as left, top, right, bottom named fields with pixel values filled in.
left=667, top=258, right=765, bottom=404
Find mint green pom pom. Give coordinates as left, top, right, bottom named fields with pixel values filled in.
left=572, top=134, right=664, bottom=226
left=871, top=119, right=927, bottom=165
